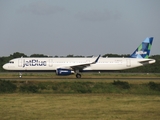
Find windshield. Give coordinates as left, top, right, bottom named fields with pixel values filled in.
left=9, top=61, right=14, bottom=64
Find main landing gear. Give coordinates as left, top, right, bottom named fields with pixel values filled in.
left=76, top=73, right=81, bottom=78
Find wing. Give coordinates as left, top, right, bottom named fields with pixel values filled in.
left=70, top=55, right=101, bottom=70
left=58, top=55, right=101, bottom=71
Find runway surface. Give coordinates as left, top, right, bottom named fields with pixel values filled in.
left=1, top=77, right=160, bottom=81
left=0, top=72, right=160, bottom=81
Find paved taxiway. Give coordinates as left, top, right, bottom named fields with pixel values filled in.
left=1, top=77, right=160, bottom=81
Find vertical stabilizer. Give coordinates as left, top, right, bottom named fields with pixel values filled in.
left=130, top=37, right=153, bottom=58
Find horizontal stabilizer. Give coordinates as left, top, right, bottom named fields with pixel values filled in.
left=139, top=59, right=155, bottom=64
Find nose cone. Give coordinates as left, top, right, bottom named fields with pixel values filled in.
left=3, top=64, right=8, bottom=70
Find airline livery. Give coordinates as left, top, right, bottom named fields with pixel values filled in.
left=3, top=37, right=155, bottom=78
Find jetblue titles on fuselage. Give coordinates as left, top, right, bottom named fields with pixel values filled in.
left=23, top=59, right=46, bottom=67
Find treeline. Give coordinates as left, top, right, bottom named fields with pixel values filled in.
left=0, top=52, right=159, bottom=73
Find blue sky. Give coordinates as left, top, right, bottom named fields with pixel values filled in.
left=0, top=0, right=159, bottom=56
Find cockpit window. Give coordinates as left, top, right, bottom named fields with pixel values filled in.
left=9, top=61, right=14, bottom=64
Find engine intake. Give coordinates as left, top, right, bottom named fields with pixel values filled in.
left=56, top=68, right=74, bottom=76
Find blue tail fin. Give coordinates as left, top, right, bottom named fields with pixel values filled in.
left=130, top=37, right=153, bottom=58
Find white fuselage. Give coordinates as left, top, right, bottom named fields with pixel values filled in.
left=3, top=57, right=155, bottom=71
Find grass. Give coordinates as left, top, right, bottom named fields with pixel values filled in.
left=1, top=78, right=160, bottom=94
left=0, top=73, right=160, bottom=119
left=0, top=94, right=160, bottom=120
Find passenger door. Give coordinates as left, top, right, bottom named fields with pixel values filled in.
left=48, top=59, right=53, bottom=67
left=126, top=59, right=131, bottom=67
left=18, top=58, right=23, bottom=67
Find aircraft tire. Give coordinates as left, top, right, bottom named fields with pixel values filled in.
left=76, top=73, right=81, bottom=78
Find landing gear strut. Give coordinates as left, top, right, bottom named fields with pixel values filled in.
left=19, top=72, right=22, bottom=78
left=76, top=73, right=81, bottom=78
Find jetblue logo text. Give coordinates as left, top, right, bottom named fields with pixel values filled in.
left=23, top=60, right=47, bottom=67
left=136, top=51, right=147, bottom=55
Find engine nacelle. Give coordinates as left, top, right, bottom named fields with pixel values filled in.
left=56, top=68, right=74, bottom=76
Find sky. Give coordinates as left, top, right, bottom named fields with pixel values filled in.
left=0, top=0, right=159, bottom=57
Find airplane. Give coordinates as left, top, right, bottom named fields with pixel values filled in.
left=3, top=37, right=155, bottom=78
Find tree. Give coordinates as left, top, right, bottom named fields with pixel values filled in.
left=10, top=52, right=27, bottom=58
left=30, top=54, right=48, bottom=57
left=67, top=54, right=74, bottom=57
left=102, top=54, right=130, bottom=57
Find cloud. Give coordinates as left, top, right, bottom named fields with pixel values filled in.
left=18, top=1, right=65, bottom=15
left=75, top=9, right=121, bottom=22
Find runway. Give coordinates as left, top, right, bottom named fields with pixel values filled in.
left=1, top=77, right=160, bottom=81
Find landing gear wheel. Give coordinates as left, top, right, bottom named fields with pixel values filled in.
left=19, top=72, right=22, bottom=78
left=76, top=73, right=81, bottom=78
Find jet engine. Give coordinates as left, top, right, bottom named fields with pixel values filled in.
left=56, top=68, right=74, bottom=75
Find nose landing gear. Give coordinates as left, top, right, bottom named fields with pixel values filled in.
left=19, top=72, right=22, bottom=78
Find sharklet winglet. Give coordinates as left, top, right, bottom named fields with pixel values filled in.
left=92, top=55, right=101, bottom=64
